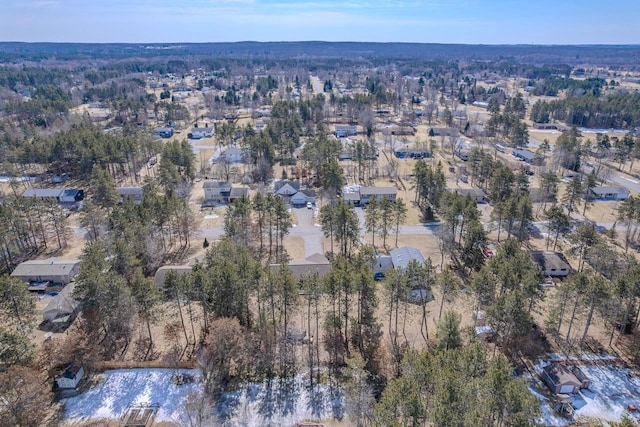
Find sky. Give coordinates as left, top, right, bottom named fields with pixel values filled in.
left=1, top=0, right=639, bottom=44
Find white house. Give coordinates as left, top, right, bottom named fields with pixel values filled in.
left=190, top=126, right=214, bottom=139
left=56, top=364, right=84, bottom=389
left=221, top=147, right=244, bottom=163
left=589, top=186, right=630, bottom=201
left=290, top=191, right=315, bottom=208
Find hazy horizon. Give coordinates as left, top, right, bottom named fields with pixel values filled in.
left=2, top=0, right=639, bottom=45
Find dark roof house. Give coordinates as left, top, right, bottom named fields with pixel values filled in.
left=530, top=251, right=571, bottom=277
left=541, top=363, right=590, bottom=395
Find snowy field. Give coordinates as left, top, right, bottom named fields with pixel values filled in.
left=529, top=360, right=640, bottom=426
left=63, top=369, right=344, bottom=426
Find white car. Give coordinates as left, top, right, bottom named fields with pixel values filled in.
left=306, top=201, right=313, bottom=209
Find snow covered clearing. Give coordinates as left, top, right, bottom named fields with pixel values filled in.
left=528, top=359, right=640, bottom=426
left=63, top=369, right=344, bottom=426
left=63, top=369, right=199, bottom=423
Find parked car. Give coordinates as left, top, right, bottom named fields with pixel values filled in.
left=306, top=201, right=313, bottom=209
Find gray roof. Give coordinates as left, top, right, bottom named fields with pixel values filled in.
left=116, top=187, right=143, bottom=196
left=203, top=181, right=232, bottom=190
left=591, top=186, right=629, bottom=195
left=23, top=188, right=63, bottom=198
left=360, top=186, right=397, bottom=196
left=389, top=247, right=425, bottom=270
left=513, top=149, right=537, bottom=161
left=271, top=253, right=331, bottom=279
left=452, top=188, right=486, bottom=198
left=343, top=192, right=361, bottom=201
left=11, top=258, right=81, bottom=278
left=274, top=180, right=300, bottom=193
left=530, top=251, right=570, bottom=271
left=229, top=187, right=249, bottom=198
left=43, top=282, right=80, bottom=321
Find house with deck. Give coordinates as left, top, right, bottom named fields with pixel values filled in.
left=203, top=181, right=248, bottom=204
left=11, top=258, right=81, bottom=288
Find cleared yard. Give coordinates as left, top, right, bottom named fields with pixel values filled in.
left=528, top=358, right=640, bottom=426
left=62, top=369, right=345, bottom=427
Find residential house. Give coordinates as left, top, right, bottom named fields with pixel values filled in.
left=56, top=363, right=84, bottom=389
left=334, top=125, right=357, bottom=138
left=274, top=180, right=301, bottom=197
left=221, top=147, right=244, bottom=163
left=589, top=186, right=630, bottom=201
left=11, top=258, right=81, bottom=287
left=202, top=181, right=248, bottom=204
left=342, top=186, right=397, bottom=206
left=389, top=246, right=425, bottom=270
left=190, top=126, right=214, bottom=139
left=290, top=190, right=316, bottom=208
left=541, top=363, right=590, bottom=395
left=271, top=253, right=331, bottom=280
left=394, top=148, right=431, bottom=159
left=359, top=186, right=397, bottom=204
left=116, top=187, right=144, bottom=205
left=512, top=149, right=541, bottom=165
left=22, top=188, right=84, bottom=204
left=155, top=127, right=174, bottom=138
left=530, top=251, right=571, bottom=277
left=451, top=188, right=487, bottom=203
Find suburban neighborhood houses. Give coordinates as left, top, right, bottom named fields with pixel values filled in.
left=3, top=40, right=640, bottom=427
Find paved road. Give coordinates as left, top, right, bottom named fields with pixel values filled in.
left=310, top=76, right=324, bottom=95
left=610, top=174, right=640, bottom=194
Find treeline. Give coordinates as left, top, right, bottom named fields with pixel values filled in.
left=11, top=123, right=160, bottom=181
left=0, top=196, right=70, bottom=273
left=530, top=92, right=640, bottom=128
left=4, top=85, right=72, bottom=127
left=0, top=66, right=72, bottom=90
left=529, top=76, right=608, bottom=97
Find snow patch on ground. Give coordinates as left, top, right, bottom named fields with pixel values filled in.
left=528, top=359, right=640, bottom=425
left=63, top=369, right=344, bottom=426
left=63, top=369, right=199, bottom=423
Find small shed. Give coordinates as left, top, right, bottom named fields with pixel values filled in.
left=56, top=363, right=84, bottom=389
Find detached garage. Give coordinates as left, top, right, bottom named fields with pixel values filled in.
left=541, top=362, right=590, bottom=394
